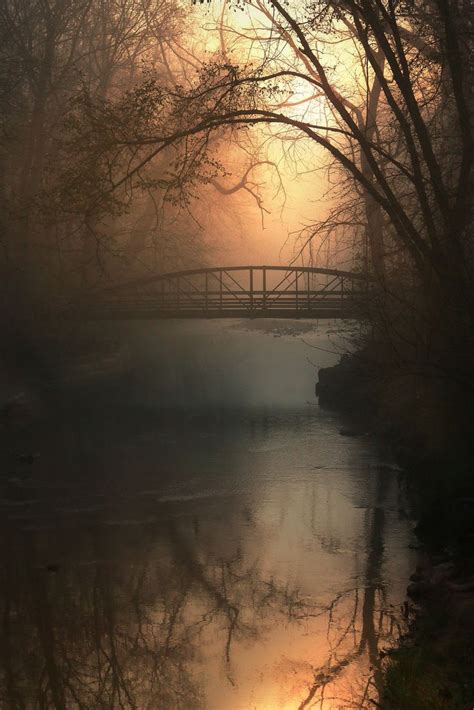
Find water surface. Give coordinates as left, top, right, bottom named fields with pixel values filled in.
left=0, top=320, right=415, bottom=709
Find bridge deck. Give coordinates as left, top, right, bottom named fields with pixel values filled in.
left=75, top=266, right=369, bottom=320
left=83, top=308, right=358, bottom=320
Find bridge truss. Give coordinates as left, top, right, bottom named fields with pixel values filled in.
left=78, top=266, right=369, bottom=320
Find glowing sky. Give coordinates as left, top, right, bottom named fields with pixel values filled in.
left=184, top=0, right=362, bottom=269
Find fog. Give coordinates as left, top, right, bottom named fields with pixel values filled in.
left=83, top=319, right=348, bottom=412
left=2, top=0, right=472, bottom=706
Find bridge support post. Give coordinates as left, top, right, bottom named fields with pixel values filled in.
left=263, top=267, right=266, bottom=313
left=307, top=270, right=311, bottom=313
left=295, top=269, right=299, bottom=315
left=250, top=267, right=254, bottom=316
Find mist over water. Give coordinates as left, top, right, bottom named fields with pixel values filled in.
left=115, top=319, right=348, bottom=412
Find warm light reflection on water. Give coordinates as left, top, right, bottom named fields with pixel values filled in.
left=0, top=412, right=415, bottom=708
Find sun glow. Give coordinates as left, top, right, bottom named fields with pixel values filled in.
left=251, top=695, right=336, bottom=710
left=185, top=0, right=368, bottom=269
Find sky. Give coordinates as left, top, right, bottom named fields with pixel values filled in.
left=180, top=0, right=354, bottom=270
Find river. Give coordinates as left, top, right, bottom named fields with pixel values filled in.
left=0, top=319, right=416, bottom=709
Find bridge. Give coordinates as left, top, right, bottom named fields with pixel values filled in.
left=76, top=265, right=369, bottom=320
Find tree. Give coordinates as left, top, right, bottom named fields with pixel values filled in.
left=0, top=0, right=207, bottom=302
left=67, top=0, right=472, bottom=383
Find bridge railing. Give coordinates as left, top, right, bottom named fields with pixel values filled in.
left=74, top=266, right=370, bottom=319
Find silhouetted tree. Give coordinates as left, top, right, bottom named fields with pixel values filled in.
left=69, top=0, right=473, bottom=387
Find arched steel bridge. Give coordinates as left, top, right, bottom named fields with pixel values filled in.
left=77, top=265, right=369, bottom=320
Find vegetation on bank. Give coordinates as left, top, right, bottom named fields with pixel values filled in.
left=382, top=627, right=474, bottom=710
left=381, top=462, right=474, bottom=709
left=317, top=350, right=474, bottom=709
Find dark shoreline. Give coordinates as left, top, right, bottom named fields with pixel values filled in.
left=317, top=355, right=474, bottom=708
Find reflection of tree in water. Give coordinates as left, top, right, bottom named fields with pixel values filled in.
left=297, top=467, right=404, bottom=710
left=0, top=460, right=406, bottom=710
left=0, top=513, right=320, bottom=709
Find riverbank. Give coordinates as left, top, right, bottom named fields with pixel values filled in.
left=317, top=354, right=474, bottom=709
left=382, top=559, right=474, bottom=708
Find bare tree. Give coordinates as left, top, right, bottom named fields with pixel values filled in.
left=65, top=0, right=472, bottom=385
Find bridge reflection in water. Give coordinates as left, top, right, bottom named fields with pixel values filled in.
left=78, top=266, right=369, bottom=320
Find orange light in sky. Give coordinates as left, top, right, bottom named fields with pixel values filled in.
left=187, top=0, right=366, bottom=269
